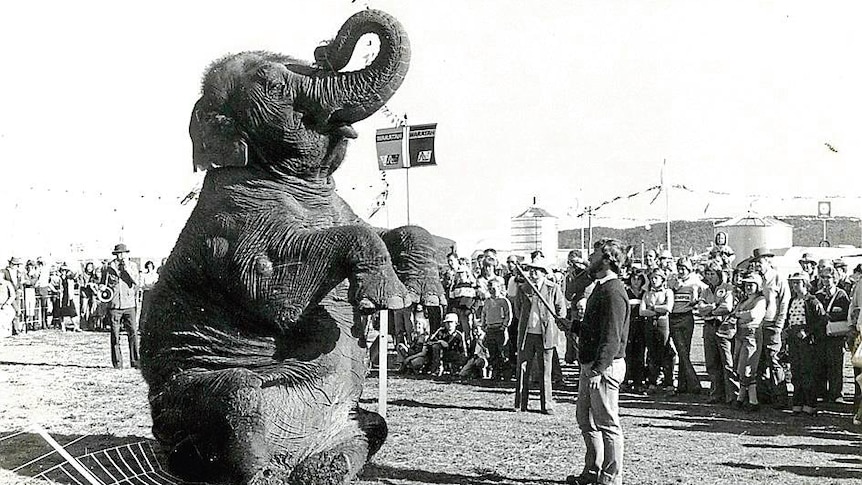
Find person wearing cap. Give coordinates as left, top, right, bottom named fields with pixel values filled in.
left=668, top=257, right=706, bottom=395
left=833, top=259, right=853, bottom=294
left=640, top=268, right=676, bottom=392
left=568, top=239, right=630, bottom=485
left=696, top=260, right=738, bottom=405
left=798, top=253, right=818, bottom=281
left=813, top=265, right=850, bottom=404
left=426, top=312, right=467, bottom=376
left=750, top=247, right=791, bottom=409
left=785, top=272, right=827, bottom=415
left=100, top=243, right=140, bottom=369
left=729, top=273, right=767, bottom=411
left=513, top=256, right=566, bottom=415
left=2, top=257, right=25, bottom=334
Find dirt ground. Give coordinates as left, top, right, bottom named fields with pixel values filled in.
left=0, top=328, right=859, bottom=485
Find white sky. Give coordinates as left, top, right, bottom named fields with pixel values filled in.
left=1, top=0, right=861, bottom=261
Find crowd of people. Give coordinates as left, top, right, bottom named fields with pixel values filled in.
left=0, top=244, right=162, bottom=369
left=379, top=242, right=862, bottom=430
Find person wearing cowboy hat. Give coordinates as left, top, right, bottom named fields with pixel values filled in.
left=513, top=255, right=566, bottom=415
left=100, top=243, right=140, bottom=369
left=749, top=247, right=791, bottom=409
left=729, top=273, right=767, bottom=412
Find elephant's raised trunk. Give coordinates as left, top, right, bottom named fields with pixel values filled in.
left=302, top=9, right=410, bottom=125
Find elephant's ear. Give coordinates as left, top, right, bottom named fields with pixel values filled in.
left=189, top=99, right=248, bottom=172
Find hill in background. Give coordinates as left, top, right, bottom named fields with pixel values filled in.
left=559, top=215, right=862, bottom=255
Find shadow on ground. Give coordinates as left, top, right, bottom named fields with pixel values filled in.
left=721, top=460, right=862, bottom=480
left=360, top=462, right=565, bottom=484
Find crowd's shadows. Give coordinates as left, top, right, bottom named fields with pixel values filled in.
left=360, top=462, right=565, bottom=484
left=0, top=431, right=168, bottom=484
left=720, top=461, right=862, bottom=480
left=0, top=360, right=109, bottom=370
left=388, top=398, right=510, bottom=413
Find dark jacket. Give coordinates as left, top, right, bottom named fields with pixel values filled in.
left=579, top=277, right=630, bottom=374
left=815, top=287, right=850, bottom=338
left=787, top=294, right=826, bottom=342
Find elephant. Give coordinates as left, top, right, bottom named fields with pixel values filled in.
left=139, top=9, right=443, bottom=485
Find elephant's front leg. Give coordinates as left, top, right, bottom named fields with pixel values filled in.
left=378, top=225, right=445, bottom=307
left=234, top=223, right=409, bottom=331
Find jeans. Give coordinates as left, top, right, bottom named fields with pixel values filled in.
left=514, top=333, right=554, bottom=411
left=109, top=307, right=139, bottom=369
left=484, top=328, right=507, bottom=379
left=703, top=320, right=739, bottom=402
left=644, top=316, right=675, bottom=387
left=757, top=323, right=788, bottom=405
left=817, top=335, right=846, bottom=401
left=787, top=332, right=817, bottom=408
left=625, top=318, right=647, bottom=387
left=670, top=313, right=701, bottom=393
left=735, top=324, right=763, bottom=390
left=576, top=359, right=626, bottom=485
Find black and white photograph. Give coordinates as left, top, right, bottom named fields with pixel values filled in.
left=1, top=1, right=861, bottom=484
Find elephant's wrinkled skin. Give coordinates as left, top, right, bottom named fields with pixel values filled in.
left=139, top=10, right=442, bottom=485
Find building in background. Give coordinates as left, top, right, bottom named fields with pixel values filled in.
left=511, top=205, right=558, bottom=259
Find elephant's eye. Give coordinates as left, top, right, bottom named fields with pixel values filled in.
left=265, top=81, right=287, bottom=99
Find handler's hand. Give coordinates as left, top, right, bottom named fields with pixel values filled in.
left=588, top=373, right=602, bottom=390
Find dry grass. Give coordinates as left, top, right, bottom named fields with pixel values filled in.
left=1, top=328, right=860, bottom=485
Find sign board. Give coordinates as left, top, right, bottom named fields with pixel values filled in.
left=408, top=123, right=437, bottom=168
left=375, top=127, right=407, bottom=170
left=817, top=200, right=831, bottom=218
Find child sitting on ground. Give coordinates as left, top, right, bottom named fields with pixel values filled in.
left=459, top=326, right=490, bottom=380
left=399, top=308, right=431, bottom=374
left=427, top=312, right=467, bottom=376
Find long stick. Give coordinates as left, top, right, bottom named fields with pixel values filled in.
left=513, top=264, right=561, bottom=321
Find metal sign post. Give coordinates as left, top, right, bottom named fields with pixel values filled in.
left=378, top=310, right=388, bottom=419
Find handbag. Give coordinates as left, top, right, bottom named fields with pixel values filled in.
left=826, top=320, right=852, bottom=337
left=715, top=315, right=737, bottom=339
left=852, top=337, right=862, bottom=368
left=823, top=290, right=851, bottom=337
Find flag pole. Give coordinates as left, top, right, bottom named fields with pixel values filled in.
left=663, top=159, right=671, bottom=253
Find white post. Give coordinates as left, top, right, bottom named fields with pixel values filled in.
left=378, top=310, right=388, bottom=419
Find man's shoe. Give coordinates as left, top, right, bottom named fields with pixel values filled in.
left=852, top=415, right=861, bottom=426
left=566, top=473, right=597, bottom=485
left=802, top=405, right=817, bottom=416
left=541, top=408, right=556, bottom=415
left=832, top=396, right=846, bottom=404
left=743, top=402, right=760, bottom=412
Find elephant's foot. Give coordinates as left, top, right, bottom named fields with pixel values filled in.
left=379, top=226, right=445, bottom=307
left=151, top=368, right=268, bottom=484
left=349, top=264, right=410, bottom=313
left=353, top=406, right=387, bottom=458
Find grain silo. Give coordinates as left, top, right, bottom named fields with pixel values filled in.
left=714, top=213, right=793, bottom=261
left=511, top=205, right=558, bottom=257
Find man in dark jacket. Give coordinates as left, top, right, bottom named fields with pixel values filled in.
left=568, top=238, right=629, bottom=485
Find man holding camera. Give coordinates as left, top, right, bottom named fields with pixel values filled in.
left=101, top=243, right=140, bottom=369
